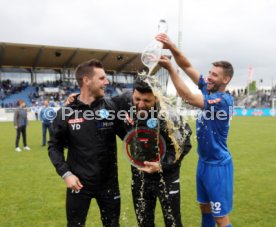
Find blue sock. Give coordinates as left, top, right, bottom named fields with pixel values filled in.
left=201, top=213, right=215, bottom=227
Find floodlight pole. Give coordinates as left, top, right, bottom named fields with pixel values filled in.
left=247, top=65, right=252, bottom=105
left=176, top=0, right=183, bottom=107
left=247, top=79, right=250, bottom=103
left=178, top=0, right=183, bottom=51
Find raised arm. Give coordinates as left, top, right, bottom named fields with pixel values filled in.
left=159, top=56, right=204, bottom=109
left=156, top=33, right=200, bottom=85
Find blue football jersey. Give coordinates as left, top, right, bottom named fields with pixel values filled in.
left=196, top=75, right=233, bottom=164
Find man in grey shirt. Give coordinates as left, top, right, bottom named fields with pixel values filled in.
left=14, top=100, right=31, bottom=152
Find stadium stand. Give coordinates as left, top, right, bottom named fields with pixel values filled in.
left=2, top=78, right=276, bottom=109
left=0, top=42, right=162, bottom=109
left=0, top=79, right=134, bottom=108
left=230, top=86, right=276, bottom=108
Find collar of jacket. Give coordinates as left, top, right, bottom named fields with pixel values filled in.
left=69, top=94, right=104, bottom=109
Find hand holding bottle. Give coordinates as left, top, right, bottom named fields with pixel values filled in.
left=141, top=19, right=168, bottom=70
left=155, top=33, right=175, bottom=50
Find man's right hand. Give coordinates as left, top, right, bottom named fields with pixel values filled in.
left=64, top=93, right=78, bottom=106
left=64, top=174, right=83, bottom=191
left=155, top=33, right=175, bottom=50
left=137, top=161, right=161, bottom=174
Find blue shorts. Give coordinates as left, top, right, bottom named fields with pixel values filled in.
left=196, top=159, right=233, bottom=217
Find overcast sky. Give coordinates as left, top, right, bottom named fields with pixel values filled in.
left=1, top=0, right=276, bottom=92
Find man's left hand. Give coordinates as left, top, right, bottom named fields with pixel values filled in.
left=158, top=55, right=174, bottom=71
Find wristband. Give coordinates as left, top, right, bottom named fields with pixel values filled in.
left=62, top=171, right=73, bottom=179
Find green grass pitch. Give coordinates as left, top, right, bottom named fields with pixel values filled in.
left=0, top=117, right=275, bottom=226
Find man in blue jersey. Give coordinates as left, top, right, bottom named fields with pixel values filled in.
left=156, top=33, right=234, bottom=227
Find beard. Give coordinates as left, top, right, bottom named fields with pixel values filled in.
left=90, top=87, right=105, bottom=98
left=207, top=83, right=220, bottom=93
left=137, top=109, right=148, bottom=117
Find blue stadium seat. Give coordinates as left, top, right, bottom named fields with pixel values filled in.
left=0, top=86, right=36, bottom=107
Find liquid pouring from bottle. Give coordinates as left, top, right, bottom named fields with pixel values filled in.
left=141, top=19, right=168, bottom=73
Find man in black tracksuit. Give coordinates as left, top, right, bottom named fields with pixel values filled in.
left=112, top=78, right=192, bottom=227
left=48, top=59, right=124, bottom=227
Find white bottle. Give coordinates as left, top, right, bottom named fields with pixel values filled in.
left=141, top=19, right=168, bottom=70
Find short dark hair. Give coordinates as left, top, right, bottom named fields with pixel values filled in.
left=133, top=77, right=153, bottom=93
left=75, top=59, right=103, bottom=87
left=212, top=61, right=234, bottom=79
left=18, top=99, right=25, bottom=105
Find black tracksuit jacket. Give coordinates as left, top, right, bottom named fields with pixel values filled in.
left=48, top=96, right=125, bottom=189
left=112, top=91, right=192, bottom=181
